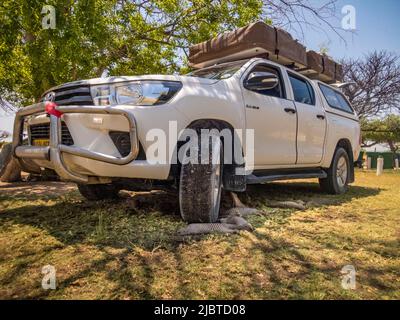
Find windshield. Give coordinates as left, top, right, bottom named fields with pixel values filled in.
left=186, top=60, right=246, bottom=80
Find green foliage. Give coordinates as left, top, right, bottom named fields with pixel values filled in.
left=362, top=115, right=400, bottom=151
left=0, top=0, right=264, bottom=105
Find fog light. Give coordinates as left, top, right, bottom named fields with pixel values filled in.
left=109, top=131, right=131, bottom=157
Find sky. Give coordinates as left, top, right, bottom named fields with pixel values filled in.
left=295, top=0, right=400, bottom=60
left=0, top=113, right=14, bottom=139
left=1, top=0, right=400, bottom=137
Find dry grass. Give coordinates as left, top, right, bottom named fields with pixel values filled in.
left=0, top=170, right=399, bottom=299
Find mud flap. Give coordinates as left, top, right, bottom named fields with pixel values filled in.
left=222, top=164, right=246, bottom=192
left=349, top=160, right=355, bottom=183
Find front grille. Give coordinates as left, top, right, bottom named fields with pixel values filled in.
left=29, top=124, right=50, bottom=140
left=29, top=122, right=74, bottom=146
left=41, top=85, right=94, bottom=106
left=35, top=84, right=91, bottom=146
left=61, top=123, right=74, bottom=145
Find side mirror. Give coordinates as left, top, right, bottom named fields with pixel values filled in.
left=245, top=72, right=279, bottom=91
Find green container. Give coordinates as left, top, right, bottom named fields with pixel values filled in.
left=365, top=152, right=397, bottom=169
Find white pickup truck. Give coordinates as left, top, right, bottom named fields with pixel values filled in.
left=12, top=57, right=360, bottom=223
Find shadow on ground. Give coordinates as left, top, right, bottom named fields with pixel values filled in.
left=0, top=179, right=387, bottom=299
left=0, top=180, right=382, bottom=249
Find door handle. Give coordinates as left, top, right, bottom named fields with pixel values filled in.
left=284, top=107, right=296, bottom=114
left=316, top=114, right=325, bottom=120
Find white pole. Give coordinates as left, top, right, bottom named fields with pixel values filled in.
left=395, top=158, right=399, bottom=170
left=376, top=157, right=384, bottom=176
left=367, top=157, right=372, bottom=170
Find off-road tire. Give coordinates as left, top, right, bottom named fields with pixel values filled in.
left=77, top=184, right=120, bottom=201
left=319, top=147, right=350, bottom=194
left=179, top=133, right=223, bottom=223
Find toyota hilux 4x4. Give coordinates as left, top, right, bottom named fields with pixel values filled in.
left=12, top=57, right=361, bottom=223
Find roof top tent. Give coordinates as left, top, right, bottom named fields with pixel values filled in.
left=188, top=21, right=343, bottom=84
left=302, top=50, right=343, bottom=83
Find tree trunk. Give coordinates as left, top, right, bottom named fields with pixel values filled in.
left=387, top=140, right=398, bottom=153
left=387, top=140, right=399, bottom=169
left=0, top=144, right=22, bottom=182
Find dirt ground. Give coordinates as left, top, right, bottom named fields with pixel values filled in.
left=0, top=170, right=399, bottom=299
left=0, top=180, right=76, bottom=197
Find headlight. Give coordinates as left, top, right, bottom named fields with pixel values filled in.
left=90, top=81, right=182, bottom=106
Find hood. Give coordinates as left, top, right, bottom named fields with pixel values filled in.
left=42, top=74, right=219, bottom=95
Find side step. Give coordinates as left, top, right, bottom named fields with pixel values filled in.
left=246, top=169, right=327, bottom=184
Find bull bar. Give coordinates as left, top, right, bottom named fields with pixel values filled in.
left=12, top=103, right=139, bottom=183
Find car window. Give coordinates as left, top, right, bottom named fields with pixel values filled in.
left=319, top=83, right=354, bottom=113
left=335, top=91, right=354, bottom=113
left=187, top=60, right=246, bottom=80
left=245, top=65, right=285, bottom=98
left=288, top=73, right=315, bottom=105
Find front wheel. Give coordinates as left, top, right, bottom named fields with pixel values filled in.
left=179, top=133, right=223, bottom=223
left=319, top=147, right=350, bottom=194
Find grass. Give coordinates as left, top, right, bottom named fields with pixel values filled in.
left=0, top=170, right=399, bottom=299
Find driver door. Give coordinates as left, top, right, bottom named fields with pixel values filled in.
left=242, top=63, right=297, bottom=166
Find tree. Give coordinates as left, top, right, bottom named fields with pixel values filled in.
left=342, top=51, right=400, bottom=119
left=0, top=143, right=21, bottom=182
left=0, top=130, right=11, bottom=148
left=0, top=96, right=17, bottom=114
left=0, top=129, right=10, bottom=138
left=361, top=115, right=400, bottom=153
left=1, top=0, right=343, bottom=109
left=0, top=130, right=10, bottom=139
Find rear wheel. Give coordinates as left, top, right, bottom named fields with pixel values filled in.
left=319, top=147, right=350, bottom=194
left=179, top=132, right=223, bottom=223
left=77, top=184, right=120, bottom=201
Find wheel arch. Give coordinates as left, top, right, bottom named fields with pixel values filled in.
left=336, top=138, right=355, bottom=183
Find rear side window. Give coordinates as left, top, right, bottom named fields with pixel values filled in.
left=319, top=84, right=354, bottom=113
left=288, top=73, right=315, bottom=105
